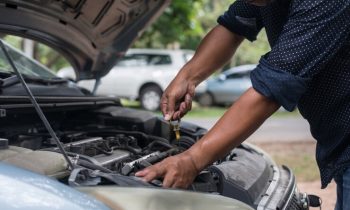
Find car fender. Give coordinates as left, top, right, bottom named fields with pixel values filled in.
left=0, top=163, right=110, bottom=210
left=79, top=186, right=254, bottom=210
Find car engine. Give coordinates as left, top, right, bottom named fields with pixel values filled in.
left=0, top=105, right=313, bottom=209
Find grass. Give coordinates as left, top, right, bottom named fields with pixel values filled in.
left=184, top=105, right=300, bottom=118
left=256, top=142, right=320, bottom=182
left=183, top=106, right=227, bottom=118
left=120, top=98, right=140, bottom=108
left=275, top=154, right=320, bottom=182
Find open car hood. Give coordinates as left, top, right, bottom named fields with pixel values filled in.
left=0, top=0, right=170, bottom=80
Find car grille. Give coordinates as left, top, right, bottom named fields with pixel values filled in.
left=285, top=193, right=303, bottom=210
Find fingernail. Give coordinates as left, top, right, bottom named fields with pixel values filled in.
left=164, top=114, right=171, bottom=121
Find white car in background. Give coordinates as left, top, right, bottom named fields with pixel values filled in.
left=57, top=48, right=206, bottom=111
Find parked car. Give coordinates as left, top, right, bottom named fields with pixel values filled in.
left=198, top=64, right=256, bottom=106
left=57, top=48, right=207, bottom=111
left=0, top=0, right=314, bottom=210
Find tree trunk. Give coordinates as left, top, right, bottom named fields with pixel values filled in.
left=22, top=39, right=35, bottom=58
left=46, top=53, right=61, bottom=69
left=33, top=42, right=40, bottom=61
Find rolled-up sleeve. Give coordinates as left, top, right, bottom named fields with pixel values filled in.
left=217, top=0, right=263, bottom=41
left=251, top=0, right=350, bottom=111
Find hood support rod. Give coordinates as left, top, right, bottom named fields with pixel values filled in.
left=0, top=39, right=75, bottom=170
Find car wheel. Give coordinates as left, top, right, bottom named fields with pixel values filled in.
left=140, top=86, right=162, bottom=111
left=198, top=92, right=214, bottom=107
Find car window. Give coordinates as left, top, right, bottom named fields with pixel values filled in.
left=116, top=53, right=172, bottom=67
left=226, top=71, right=251, bottom=79
left=0, top=42, right=57, bottom=79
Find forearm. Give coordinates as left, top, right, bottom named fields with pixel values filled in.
left=185, top=88, right=280, bottom=170
left=178, top=25, right=244, bottom=86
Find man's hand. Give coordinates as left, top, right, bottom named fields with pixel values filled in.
left=160, top=25, right=244, bottom=121
left=161, top=76, right=196, bottom=121
left=135, top=152, right=200, bottom=188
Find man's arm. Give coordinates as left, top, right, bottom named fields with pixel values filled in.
left=185, top=88, right=280, bottom=171
left=181, top=25, right=244, bottom=85
left=137, top=88, right=280, bottom=188
left=161, top=25, right=244, bottom=120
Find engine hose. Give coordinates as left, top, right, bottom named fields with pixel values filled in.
left=146, top=140, right=173, bottom=150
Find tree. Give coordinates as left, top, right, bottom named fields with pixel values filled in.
left=135, top=0, right=270, bottom=70
left=134, top=0, right=205, bottom=49
left=3, top=35, right=70, bottom=72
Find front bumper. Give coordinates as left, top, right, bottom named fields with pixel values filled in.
left=258, top=165, right=308, bottom=210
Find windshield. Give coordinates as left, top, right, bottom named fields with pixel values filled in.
left=0, top=41, right=56, bottom=79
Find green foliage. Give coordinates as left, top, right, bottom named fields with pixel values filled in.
left=232, top=30, right=270, bottom=67
left=3, top=35, right=70, bottom=72
left=134, top=0, right=205, bottom=49
left=135, top=0, right=270, bottom=69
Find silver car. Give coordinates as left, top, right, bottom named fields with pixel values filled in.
left=198, top=65, right=256, bottom=106
left=57, top=49, right=207, bottom=111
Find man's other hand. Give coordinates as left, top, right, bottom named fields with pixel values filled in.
left=135, top=153, right=199, bottom=189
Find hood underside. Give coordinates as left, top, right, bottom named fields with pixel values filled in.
left=0, top=0, right=170, bottom=80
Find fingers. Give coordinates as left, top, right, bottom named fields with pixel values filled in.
left=160, top=96, right=169, bottom=119
left=162, top=172, right=176, bottom=188
left=161, top=83, right=194, bottom=121
left=161, top=93, right=176, bottom=121
left=135, top=164, right=165, bottom=182
left=185, top=93, right=192, bottom=111
left=136, top=155, right=198, bottom=189
left=172, top=95, right=193, bottom=120
left=135, top=163, right=175, bottom=187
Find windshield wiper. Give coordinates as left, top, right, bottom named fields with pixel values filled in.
left=21, top=75, right=69, bottom=85
left=0, top=39, right=75, bottom=170
left=0, top=74, right=68, bottom=88
left=0, top=75, right=19, bottom=87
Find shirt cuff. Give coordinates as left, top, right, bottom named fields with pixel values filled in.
left=250, top=58, right=310, bottom=111
left=217, top=15, right=259, bottom=42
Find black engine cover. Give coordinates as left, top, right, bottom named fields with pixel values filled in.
left=208, top=145, right=274, bottom=208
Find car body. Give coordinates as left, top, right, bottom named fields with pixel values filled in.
left=57, top=48, right=207, bottom=111
left=0, top=0, right=312, bottom=209
left=198, top=64, right=255, bottom=106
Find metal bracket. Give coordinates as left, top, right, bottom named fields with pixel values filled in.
left=68, top=167, right=101, bottom=187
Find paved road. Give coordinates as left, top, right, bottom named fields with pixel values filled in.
left=184, top=115, right=315, bottom=143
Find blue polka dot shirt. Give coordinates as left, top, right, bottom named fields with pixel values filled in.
left=218, top=0, right=350, bottom=188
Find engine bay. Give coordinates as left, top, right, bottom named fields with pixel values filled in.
left=3, top=123, right=221, bottom=192
left=0, top=105, right=303, bottom=209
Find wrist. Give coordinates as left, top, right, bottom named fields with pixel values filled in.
left=179, top=65, right=202, bottom=87
left=181, top=152, right=201, bottom=174
left=183, top=145, right=211, bottom=172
